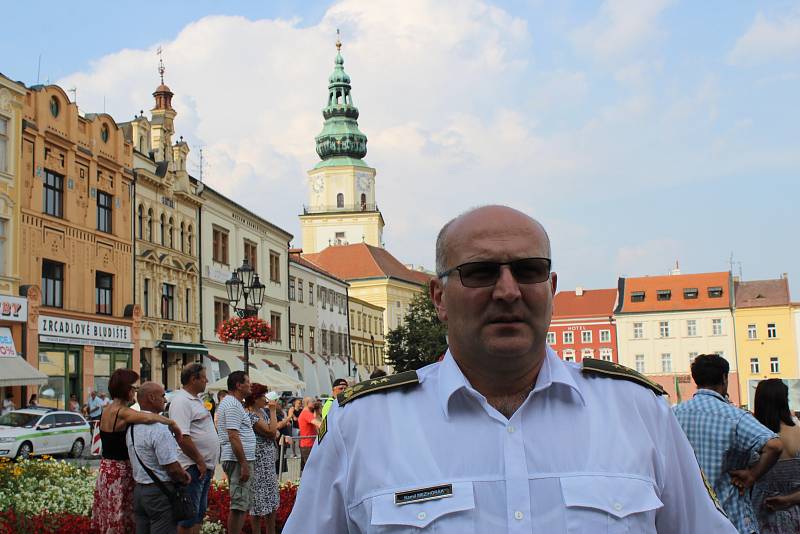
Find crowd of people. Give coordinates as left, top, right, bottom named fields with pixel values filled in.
left=87, top=363, right=352, bottom=534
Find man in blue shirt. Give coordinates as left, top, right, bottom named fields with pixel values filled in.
left=674, top=354, right=783, bottom=534
left=84, top=390, right=104, bottom=423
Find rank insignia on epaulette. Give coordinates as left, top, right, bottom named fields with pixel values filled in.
left=581, top=358, right=666, bottom=396
left=317, top=414, right=328, bottom=444
left=701, top=468, right=726, bottom=517
left=336, top=370, right=420, bottom=407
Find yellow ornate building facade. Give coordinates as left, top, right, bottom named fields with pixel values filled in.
left=20, top=84, right=139, bottom=408
left=121, top=77, right=204, bottom=390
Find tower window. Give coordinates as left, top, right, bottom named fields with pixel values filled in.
left=336, top=193, right=344, bottom=208
left=360, top=193, right=366, bottom=210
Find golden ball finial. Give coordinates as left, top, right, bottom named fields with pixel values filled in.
left=336, top=28, right=342, bottom=51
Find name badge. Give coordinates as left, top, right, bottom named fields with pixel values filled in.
left=395, top=484, right=453, bottom=505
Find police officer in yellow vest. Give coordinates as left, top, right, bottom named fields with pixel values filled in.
left=321, top=378, right=349, bottom=419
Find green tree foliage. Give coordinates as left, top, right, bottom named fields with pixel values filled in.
left=386, top=291, right=448, bottom=372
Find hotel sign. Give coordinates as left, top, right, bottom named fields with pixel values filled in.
left=0, top=296, right=27, bottom=322
left=38, top=315, right=133, bottom=349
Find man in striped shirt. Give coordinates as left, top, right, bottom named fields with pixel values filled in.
left=216, top=370, right=256, bottom=534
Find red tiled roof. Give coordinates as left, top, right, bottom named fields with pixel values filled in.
left=304, top=243, right=430, bottom=286
left=735, top=278, right=791, bottom=308
left=617, top=272, right=731, bottom=313
left=553, top=288, right=617, bottom=319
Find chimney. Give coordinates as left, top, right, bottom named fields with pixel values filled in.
left=782, top=273, right=788, bottom=279
left=575, top=286, right=584, bottom=296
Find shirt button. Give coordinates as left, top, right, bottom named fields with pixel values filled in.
left=507, top=425, right=515, bottom=434
left=613, top=502, right=623, bottom=512
left=514, top=511, right=524, bottom=520
left=417, top=512, right=426, bottom=520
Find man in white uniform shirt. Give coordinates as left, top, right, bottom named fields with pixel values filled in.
left=169, top=363, right=219, bottom=534
left=127, top=382, right=191, bottom=534
left=283, top=205, right=738, bottom=533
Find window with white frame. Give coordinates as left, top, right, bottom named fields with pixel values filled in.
left=750, top=357, right=759, bottom=374
left=635, top=355, right=645, bottom=373
left=770, top=357, right=780, bottom=374
left=0, top=117, right=7, bottom=173
left=661, top=353, right=672, bottom=373
left=600, top=348, right=612, bottom=361
left=747, top=324, right=757, bottom=340
left=582, top=348, right=594, bottom=359
left=633, top=322, right=644, bottom=339
left=686, top=319, right=697, bottom=337
left=689, top=352, right=698, bottom=364
left=581, top=330, right=592, bottom=343
left=712, top=318, right=722, bottom=336
left=546, top=332, right=555, bottom=345
left=659, top=321, right=670, bottom=338
left=563, top=349, right=575, bottom=362
left=563, top=331, right=574, bottom=344
left=767, top=324, right=777, bottom=338
left=600, top=330, right=611, bottom=343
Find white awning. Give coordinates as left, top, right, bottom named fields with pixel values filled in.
left=206, top=367, right=305, bottom=393
left=0, top=356, right=49, bottom=387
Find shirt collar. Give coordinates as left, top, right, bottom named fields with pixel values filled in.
left=694, top=388, right=729, bottom=403
left=436, top=345, right=585, bottom=419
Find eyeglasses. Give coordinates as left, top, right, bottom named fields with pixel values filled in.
left=438, top=257, right=552, bottom=288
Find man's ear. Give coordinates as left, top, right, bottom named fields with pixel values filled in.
left=430, top=278, right=448, bottom=323
left=550, top=272, right=558, bottom=296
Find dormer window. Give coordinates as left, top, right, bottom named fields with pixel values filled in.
left=656, top=290, right=671, bottom=301
left=683, top=288, right=699, bottom=299
left=630, top=291, right=645, bottom=303
left=101, top=124, right=109, bottom=143
left=708, top=286, right=724, bottom=298
left=50, top=96, right=60, bottom=117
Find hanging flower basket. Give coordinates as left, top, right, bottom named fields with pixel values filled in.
left=216, top=316, right=273, bottom=344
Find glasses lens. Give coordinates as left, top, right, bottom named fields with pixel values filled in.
left=459, top=262, right=501, bottom=288
left=510, top=258, right=551, bottom=283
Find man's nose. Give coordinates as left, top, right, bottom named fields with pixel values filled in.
left=492, top=265, right=522, bottom=301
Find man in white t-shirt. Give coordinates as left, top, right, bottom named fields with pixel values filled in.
left=169, top=363, right=219, bottom=534
left=127, top=382, right=190, bottom=534
left=215, top=370, right=255, bottom=534
left=2, top=393, right=15, bottom=415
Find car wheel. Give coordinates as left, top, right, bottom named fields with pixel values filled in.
left=15, top=441, right=32, bottom=460
left=69, top=438, right=85, bottom=458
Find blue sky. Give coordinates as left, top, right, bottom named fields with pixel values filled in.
left=3, top=0, right=799, bottom=297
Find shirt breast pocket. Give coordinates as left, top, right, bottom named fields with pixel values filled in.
left=560, top=475, right=663, bottom=534
left=368, top=481, right=475, bottom=533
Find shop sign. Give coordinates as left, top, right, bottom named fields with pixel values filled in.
left=38, top=315, right=133, bottom=349
left=0, top=327, right=17, bottom=357
left=0, top=296, right=27, bottom=322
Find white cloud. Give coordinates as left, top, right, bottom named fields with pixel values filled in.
left=729, top=9, right=800, bottom=66
left=614, top=239, right=683, bottom=278
left=571, top=0, right=675, bottom=61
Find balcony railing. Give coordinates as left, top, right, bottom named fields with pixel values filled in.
left=303, top=203, right=379, bottom=214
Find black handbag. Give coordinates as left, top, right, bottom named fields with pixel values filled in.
left=129, top=424, right=196, bottom=522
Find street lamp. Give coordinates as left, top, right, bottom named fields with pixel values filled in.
left=225, top=259, right=266, bottom=374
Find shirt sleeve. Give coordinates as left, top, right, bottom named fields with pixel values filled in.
left=282, top=403, right=350, bottom=533
left=734, top=412, right=779, bottom=454
left=153, top=425, right=179, bottom=467
left=655, top=398, right=739, bottom=533
left=168, top=396, right=193, bottom=434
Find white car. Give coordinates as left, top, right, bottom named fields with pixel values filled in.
left=0, top=408, right=92, bottom=460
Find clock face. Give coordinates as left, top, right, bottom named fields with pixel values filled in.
left=356, top=173, right=371, bottom=192
left=312, top=176, right=325, bottom=193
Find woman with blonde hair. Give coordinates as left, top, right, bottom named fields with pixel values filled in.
left=91, top=369, right=182, bottom=533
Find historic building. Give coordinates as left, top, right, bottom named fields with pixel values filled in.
left=0, top=74, right=42, bottom=406
left=298, top=36, right=384, bottom=253
left=549, top=287, right=618, bottom=364
left=733, top=275, right=798, bottom=408
left=197, top=181, right=294, bottom=380
left=614, top=271, right=739, bottom=404
left=120, top=69, right=204, bottom=389
left=19, top=83, right=140, bottom=408
left=349, top=295, right=386, bottom=373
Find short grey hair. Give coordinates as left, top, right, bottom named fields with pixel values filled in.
left=180, top=362, right=205, bottom=386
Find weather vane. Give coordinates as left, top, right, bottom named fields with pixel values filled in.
left=336, top=29, right=342, bottom=51
left=157, top=46, right=165, bottom=84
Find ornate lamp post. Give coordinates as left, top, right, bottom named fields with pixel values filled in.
left=225, top=259, right=266, bottom=374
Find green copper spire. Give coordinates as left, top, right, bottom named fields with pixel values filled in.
left=314, top=31, right=368, bottom=167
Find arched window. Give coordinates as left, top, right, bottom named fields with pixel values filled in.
left=137, top=205, right=143, bottom=239
left=160, top=214, right=166, bottom=245
left=336, top=193, right=344, bottom=208
left=168, top=217, right=174, bottom=248
left=147, top=208, right=154, bottom=242
left=187, top=225, right=193, bottom=255
left=180, top=222, right=185, bottom=253
left=360, top=193, right=367, bottom=210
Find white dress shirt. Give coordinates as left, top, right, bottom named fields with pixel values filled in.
left=283, top=347, right=737, bottom=533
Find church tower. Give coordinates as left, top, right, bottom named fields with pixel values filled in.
left=299, top=34, right=385, bottom=253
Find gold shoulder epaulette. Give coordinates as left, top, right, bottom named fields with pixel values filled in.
left=582, top=358, right=666, bottom=396
left=336, top=370, right=420, bottom=407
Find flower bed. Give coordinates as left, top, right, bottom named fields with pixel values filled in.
left=0, top=457, right=299, bottom=533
